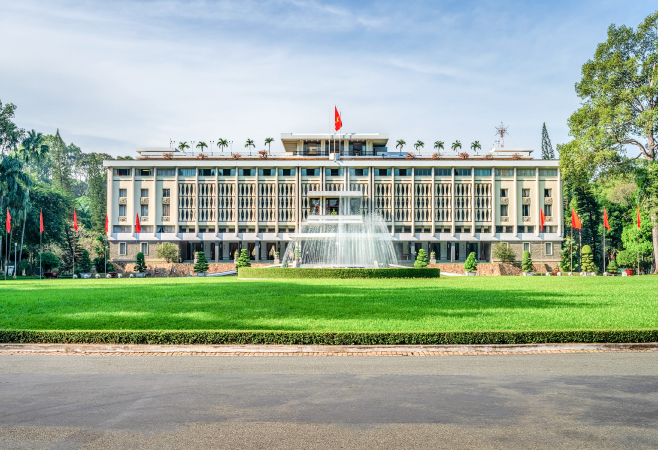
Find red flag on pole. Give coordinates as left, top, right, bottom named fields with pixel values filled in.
left=603, top=208, right=610, bottom=230
left=135, top=213, right=141, bottom=233
left=40, top=209, right=44, bottom=233
left=105, top=214, right=108, bottom=234
left=571, top=208, right=582, bottom=230
left=334, top=106, right=342, bottom=131
left=6, top=208, right=11, bottom=233
left=540, top=208, right=545, bottom=232
left=637, top=204, right=641, bottom=229
left=73, top=209, right=78, bottom=231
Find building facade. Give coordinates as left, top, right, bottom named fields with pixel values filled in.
left=105, top=132, right=562, bottom=265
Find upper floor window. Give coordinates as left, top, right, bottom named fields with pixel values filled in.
left=414, top=169, right=432, bottom=176
left=434, top=169, right=451, bottom=176
left=258, top=168, right=275, bottom=176
left=302, top=168, right=319, bottom=176
left=113, top=225, right=131, bottom=233
left=395, top=169, right=411, bottom=176
left=157, top=168, right=175, bottom=176
left=162, top=189, right=170, bottom=197
left=140, top=189, right=148, bottom=197
left=454, top=168, right=472, bottom=176
left=500, top=204, right=508, bottom=217
left=326, top=168, right=343, bottom=177
left=544, top=204, right=553, bottom=217
left=495, top=168, right=513, bottom=176
left=544, top=188, right=552, bottom=197
left=539, top=169, right=558, bottom=176
left=500, top=189, right=508, bottom=198
left=138, top=169, right=153, bottom=176
left=118, top=205, right=127, bottom=217
left=350, top=168, right=368, bottom=177
left=114, top=168, right=131, bottom=176
left=522, top=189, right=530, bottom=197
left=238, top=169, right=254, bottom=176
left=474, top=168, right=492, bottom=176
left=140, top=204, right=149, bottom=217
left=220, top=168, right=235, bottom=176
left=522, top=204, right=530, bottom=217
left=278, top=168, right=295, bottom=176
left=517, top=169, right=535, bottom=176
left=375, top=169, right=391, bottom=176
left=178, top=168, right=195, bottom=176
left=119, top=189, right=127, bottom=198
left=198, top=168, right=215, bottom=176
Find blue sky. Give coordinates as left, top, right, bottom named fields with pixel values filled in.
left=1, top=0, right=656, bottom=157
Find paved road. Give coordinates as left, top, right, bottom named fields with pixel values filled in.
left=1, top=353, right=657, bottom=449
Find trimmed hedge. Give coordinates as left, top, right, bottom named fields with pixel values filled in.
left=1, top=329, right=657, bottom=345
left=238, top=267, right=440, bottom=279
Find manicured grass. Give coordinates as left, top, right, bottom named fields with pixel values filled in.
left=0, top=276, right=656, bottom=333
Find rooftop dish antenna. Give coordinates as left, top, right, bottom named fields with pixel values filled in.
left=495, top=122, right=509, bottom=148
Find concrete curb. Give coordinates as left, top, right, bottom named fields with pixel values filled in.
left=1, top=342, right=657, bottom=356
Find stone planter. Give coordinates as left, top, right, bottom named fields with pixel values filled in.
left=196, top=272, right=207, bottom=277
left=523, top=272, right=534, bottom=276
left=79, top=273, right=92, bottom=279
left=135, top=272, right=145, bottom=278
left=430, top=255, right=436, bottom=264
left=466, top=271, right=477, bottom=276
left=273, top=257, right=280, bottom=265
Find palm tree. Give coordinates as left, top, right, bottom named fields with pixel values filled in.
left=17, top=130, right=49, bottom=268
left=396, top=139, right=406, bottom=151
left=414, top=140, right=425, bottom=154
left=470, top=141, right=481, bottom=154
left=434, top=141, right=444, bottom=151
left=451, top=140, right=462, bottom=152
left=196, top=141, right=208, bottom=153
left=217, top=139, right=228, bottom=152
left=245, top=139, right=255, bottom=152
left=0, top=155, right=31, bottom=271
left=264, top=137, right=274, bottom=153
left=177, top=142, right=190, bottom=152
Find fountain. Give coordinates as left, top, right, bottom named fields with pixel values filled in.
left=281, top=191, right=398, bottom=268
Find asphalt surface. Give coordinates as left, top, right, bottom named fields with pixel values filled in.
left=1, top=353, right=657, bottom=449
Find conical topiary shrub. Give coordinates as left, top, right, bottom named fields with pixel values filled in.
left=134, top=252, right=147, bottom=273
left=464, top=252, right=478, bottom=272
left=522, top=250, right=534, bottom=273
left=194, top=251, right=210, bottom=273
left=580, top=245, right=597, bottom=273
left=414, top=248, right=429, bottom=268
left=236, top=248, right=251, bottom=269
left=607, top=258, right=618, bottom=274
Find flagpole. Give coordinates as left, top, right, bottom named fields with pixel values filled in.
left=40, top=230, right=42, bottom=280
left=570, top=222, right=573, bottom=273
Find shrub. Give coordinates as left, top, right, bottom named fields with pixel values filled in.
left=580, top=245, right=597, bottom=273
left=238, top=267, right=440, bottom=279
left=464, top=252, right=478, bottom=272
left=493, top=242, right=516, bottom=264
left=414, top=249, right=429, bottom=268
left=194, top=251, right=210, bottom=273
left=431, top=152, right=442, bottom=160
left=19, top=259, right=32, bottom=276
left=93, top=256, right=115, bottom=274
left=236, top=248, right=251, bottom=268
left=134, top=252, right=147, bottom=273
left=78, top=250, right=92, bottom=273
left=405, top=152, right=416, bottom=160
left=40, top=252, right=60, bottom=272
left=521, top=250, right=534, bottom=273
left=155, top=242, right=180, bottom=263
left=458, top=152, right=470, bottom=159
left=607, top=259, right=618, bottom=273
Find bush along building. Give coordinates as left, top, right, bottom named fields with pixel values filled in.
left=104, top=132, right=562, bottom=267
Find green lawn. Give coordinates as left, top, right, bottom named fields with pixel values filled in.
left=0, top=277, right=656, bottom=332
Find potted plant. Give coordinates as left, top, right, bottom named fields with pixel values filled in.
left=414, top=249, right=429, bottom=268
left=458, top=152, right=470, bottom=160
left=194, top=251, right=210, bottom=276
left=258, top=149, right=268, bottom=159
left=606, top=259, right=618, bottom=276
left=196, top=153, right=208, bottom=160
left=405, top=152, right=416, bottom=160
left=580, top=245, right=597, bottom=276
left=521, top=250, right=534, bottom=276
left=232, top=153, right=242, bottom=160
left=464, top=252, right=478, bottom=275
left=511, top=153, right=523, bottom=160
left=134, top=251, right=147, bottom=277
left=163, top=152, right=173, bottom=160
left=625, top=268, right=635, bottom=276
left=431, top=152, right=442, bottom=160
left=430, top=251, right=436, bottom=264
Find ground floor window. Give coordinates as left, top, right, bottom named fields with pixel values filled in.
left=545, top=243, right=553, bottom=255
left=119, top=242, right=127, bottom=255
left=523, top=242, right=530, bottom=253
left=141, top=243, right=148, bottom=255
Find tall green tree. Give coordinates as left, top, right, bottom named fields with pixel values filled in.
left=0, top=101, right=25, bottom=155
left=541, top=123, right=554, bottom=159
left=48, top=130, right=73, bottom=193
left=87, top=153, right=108, bottom=233
left=566, top=11, right=658, bottom=272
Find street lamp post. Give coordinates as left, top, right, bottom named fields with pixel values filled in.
left=14, top=242, right=17, bottom=278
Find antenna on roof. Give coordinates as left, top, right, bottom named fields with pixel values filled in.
left=494, top=122, right=509, bottom=148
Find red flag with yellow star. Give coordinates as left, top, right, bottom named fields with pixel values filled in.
left=334, top=106, right=342, bottom=131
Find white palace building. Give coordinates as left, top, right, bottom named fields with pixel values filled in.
left=104, top=132, right=563, bottom=266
